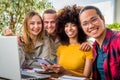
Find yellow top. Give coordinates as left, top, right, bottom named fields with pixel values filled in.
left=57, top=44, right=93, bottom=76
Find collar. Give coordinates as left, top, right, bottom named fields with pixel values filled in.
left=35, top=40, right=44, bottom=48
left=93, top=28, right=114, bottom=53
left=45, top=31, right=59, bottom=43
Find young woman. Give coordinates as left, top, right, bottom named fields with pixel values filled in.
left=19, top=10, right=50, bottom=68
left=42, top=5, right=93, bottom=78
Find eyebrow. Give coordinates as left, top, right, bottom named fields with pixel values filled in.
left=90, top=16, right=97, bottom=19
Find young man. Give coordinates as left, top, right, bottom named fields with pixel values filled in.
left=79, top=6, right=120, bottom=80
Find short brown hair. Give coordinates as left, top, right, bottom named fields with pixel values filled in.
left=43, top=9, right=56, bottom=18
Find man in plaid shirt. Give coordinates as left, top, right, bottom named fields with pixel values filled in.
left=79, top=6, right=120, bottom=80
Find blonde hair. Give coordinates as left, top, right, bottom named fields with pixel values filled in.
left=22, top=10, right=44, bottom=53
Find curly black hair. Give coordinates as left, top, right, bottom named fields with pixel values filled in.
left=56, top=5, right=87, bottom=45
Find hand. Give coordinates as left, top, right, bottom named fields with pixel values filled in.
left=3, top=29, right=23, bottom=46
left=51, top=64, right=65, bottom=73
left=41, top=64, right=52, bottom=71
left=80, top=42, right=91, bottom=51
left=17, top=35, right=23, bottom=46
left=3, top=29, right=15, bottom=36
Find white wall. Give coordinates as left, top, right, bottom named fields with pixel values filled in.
left=49, top=0, right=115, bottom=24
left=115, top=0, right=120, bottom=23
left=49, top=0, right=119, bottom=23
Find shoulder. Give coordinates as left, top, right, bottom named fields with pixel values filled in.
left=108, top=31, right=120, bottom=50
left=19, top=42, right=24, bottom=48
left=107, top=28, right=120, bottom=38
left=43, top=35, right=49, bottom=43
left=57, top=45, right=68, bottom=51
left=114, top=31, right=120, bottom=38
left=84, top=48, right=93, bottom=54
left=111, top=31, right=120, bottom=41
left=105, top=29, right=120, bottom=43
left=84, top=48, right=93, bottom=59
left=58, top=45, right=65, bottom=49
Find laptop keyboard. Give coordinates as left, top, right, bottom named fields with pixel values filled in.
left=21, top=71, right=50, bottom=79
left=21, top=74, right=36, bottom=79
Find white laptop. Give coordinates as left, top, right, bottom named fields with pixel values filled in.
left=0, top=36, right=50, bottom=80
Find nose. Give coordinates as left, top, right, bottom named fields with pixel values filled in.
left=68, top=23, right=72, bottom=28
left=88, top=22, right=95, bottom=29
left=48, top=23, right=52, bottom=28
left=35, top=23, right=38, bottom=28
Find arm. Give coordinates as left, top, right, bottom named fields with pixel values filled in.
left=18, top=44, right=26, bottom=67
left=83, top=59, right=92, bottom=78
left=4, top=29, right=23, bottom=45
left=19, top=43, right=41, bottom=68
left=51, top=57, right=84, bottom=76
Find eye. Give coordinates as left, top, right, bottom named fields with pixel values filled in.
left=37, top=21, right=42, bottom=24
left=65, top=25, right=68, bottom=28
left=30, top=22, right=34, bottom=25
left=44, top=21, right=48, bottom=24
left=72, top=23, right=77, bottom=27
left=91, top=17, right=98, bottom=23
left=51, top=21, right=55, bottom=24
left=82, top=22, right=88, bottom=27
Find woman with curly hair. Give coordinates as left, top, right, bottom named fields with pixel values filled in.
left=42, top=5, right=93, bottom=78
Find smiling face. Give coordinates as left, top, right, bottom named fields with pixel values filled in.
left=28, top=15, right=42, bottom=37
left=64, top=22, right=78, bottom=39
left=43, top=13, right=56, bottom=36
left=79, top=9, right=106, bottom=40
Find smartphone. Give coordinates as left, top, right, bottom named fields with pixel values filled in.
left=34, top=57, right=53, bottom=65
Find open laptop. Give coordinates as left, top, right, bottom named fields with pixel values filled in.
left=0, top=36, right=50, bottom=80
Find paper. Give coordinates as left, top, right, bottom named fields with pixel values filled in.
left=58, top=75, right=86, bottom=80
left=33, top=68, right=45, bottom=72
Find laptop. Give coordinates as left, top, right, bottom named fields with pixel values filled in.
left=0, top=36, right=50, bottom=80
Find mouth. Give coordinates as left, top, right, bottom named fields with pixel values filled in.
left=34, top=29, right=40, bottom=33
left=67, top=31, right=75, bottom=36
left=89, top=28, right=99, bottom=35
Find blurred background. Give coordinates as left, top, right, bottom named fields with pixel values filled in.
left=0, top=0, right=120, bottom=35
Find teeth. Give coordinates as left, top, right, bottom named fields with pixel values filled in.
left=34, top=30, right=40, bottom=32
left=68, top=32, right=73, bottom=35
left=90, top=29, right=97, bottom=34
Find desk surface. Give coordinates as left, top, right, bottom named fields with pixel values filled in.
left=0, top=72, right=90, bottom=80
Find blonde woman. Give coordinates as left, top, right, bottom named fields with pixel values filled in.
left=19, top=10, right=50, bottom=68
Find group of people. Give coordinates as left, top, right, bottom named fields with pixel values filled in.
left=4, top=4, right=120, bottom=80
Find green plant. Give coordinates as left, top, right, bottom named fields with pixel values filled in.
left=106, top=23, right=120, bottom=30
left=0, top=0, right=54, bottom=35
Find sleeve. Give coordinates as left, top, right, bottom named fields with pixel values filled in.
left=39, top=37, right=50, bottom=60
left=18, top=45, right=25, bottom=67
left=19, top=44, right=42, bottom=68
left=85, top=48, right=93, bottom=59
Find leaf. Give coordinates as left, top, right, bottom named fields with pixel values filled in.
left=0, top=0, right=54, bottom=35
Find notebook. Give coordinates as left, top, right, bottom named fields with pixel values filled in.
left=58, top=75, right=86, bottom=80
left=0, top=36, right=50, bottom=80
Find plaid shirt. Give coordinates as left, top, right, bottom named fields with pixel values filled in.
left=92, top=28, right=120, bottom=80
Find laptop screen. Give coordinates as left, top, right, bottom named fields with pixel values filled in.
left=0, top=36, right=50, bottom=80
left=0, top=36, right=21, bottom=80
